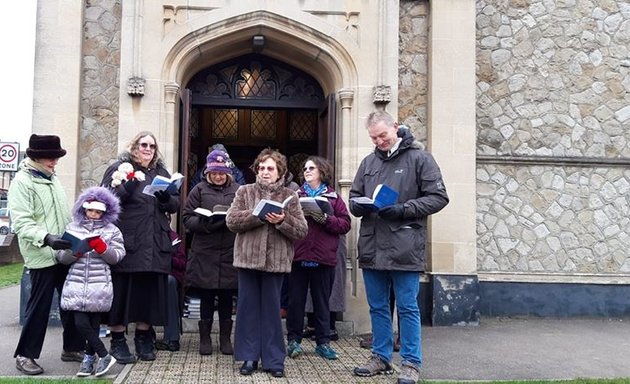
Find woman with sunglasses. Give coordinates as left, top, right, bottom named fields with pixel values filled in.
left=101, top=131, right=180, bottom=364
left=286, top=157, right=351, bottom=361
left=226, top=148, right=308, bottom=379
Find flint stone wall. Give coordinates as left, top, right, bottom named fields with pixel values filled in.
left=79, top=0, right=122, bottom=189
left=399, top=0, right=429, bottom=143
left=477, top=0, right=630, bottom=274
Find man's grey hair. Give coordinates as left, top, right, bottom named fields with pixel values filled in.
left=366, top=111, right=396, bottom=129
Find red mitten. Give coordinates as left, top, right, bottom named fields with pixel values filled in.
left=88, top=237, right=107, bottom=254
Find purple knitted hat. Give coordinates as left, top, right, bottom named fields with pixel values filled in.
left=204, top=149, right=232, bottom=175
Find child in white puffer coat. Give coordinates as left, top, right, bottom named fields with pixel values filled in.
left=56, top=186, right=125, bottom=377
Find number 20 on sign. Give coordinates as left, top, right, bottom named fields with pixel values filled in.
left=0, top=142, right=20, bottom=171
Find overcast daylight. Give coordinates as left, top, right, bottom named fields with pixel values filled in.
left=0, top=1, right=36, bottom=150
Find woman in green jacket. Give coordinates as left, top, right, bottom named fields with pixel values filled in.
left=9, top=134, right=85, bottom=375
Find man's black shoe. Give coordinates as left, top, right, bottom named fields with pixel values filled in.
left=16, top=355, right=43, bottom=375
left=239, top=360, right=258, bottom=375
left=60, top=350, right=84, bottom=362
left=264, top=368, right=285, bottom=378
left=155, top=339, right=180, bottom=352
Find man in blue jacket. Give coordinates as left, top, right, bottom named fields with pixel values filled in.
left=349, top=111, right=449, bottom=384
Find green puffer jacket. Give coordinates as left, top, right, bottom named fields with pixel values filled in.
left=8, top=159, right=71, bottom=269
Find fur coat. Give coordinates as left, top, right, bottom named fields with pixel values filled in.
left=226, top=176, right=308, bottom=273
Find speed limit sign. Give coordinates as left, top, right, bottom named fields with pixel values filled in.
left=0, top=142, right=20, bottom=171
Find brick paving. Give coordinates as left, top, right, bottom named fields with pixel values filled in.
left=117, top=333, right=398, bottom=384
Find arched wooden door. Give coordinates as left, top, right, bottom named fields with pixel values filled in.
left=180, top=54, right=333, bottom=189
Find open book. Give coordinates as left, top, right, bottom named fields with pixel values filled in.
left=350, top=184, right=399, bottom=211
left=194, top=206, right=228, bottom=220
left=142, top=172, right=185, bottom=196
left=252, top=195, right=294, bottom=220
left=61, top=231, right=100, bottom=255
left=299, top=196, right=333, bottom=215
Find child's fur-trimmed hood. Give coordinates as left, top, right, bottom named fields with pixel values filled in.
left=72, top=186, right=121, bottom=224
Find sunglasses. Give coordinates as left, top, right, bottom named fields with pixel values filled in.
left=139, top=142, right=156, bottom=150
left=303, top=166, right=317, bottom=172
left=257, top=165, right=276, bottom=172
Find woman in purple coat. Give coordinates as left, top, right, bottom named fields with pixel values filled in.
left=286, top=156, right=351, bottom=360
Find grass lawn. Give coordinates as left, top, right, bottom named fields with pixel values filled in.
left=0, top=263, right=23, bottom=288
left=428, top=381, right=630, bottom=384
left=1, top=379, right=622, bottom=384
left=0, top=380, right=627, bottom=384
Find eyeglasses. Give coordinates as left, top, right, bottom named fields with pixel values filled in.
left=139, top=142, right=156, bottom=150
left=303, top=166, right=317, bottom=172
left=257, top=165, right=276, bottom=172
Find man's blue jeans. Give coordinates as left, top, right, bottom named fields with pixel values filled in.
left=362, top=269, right=421, bottom=366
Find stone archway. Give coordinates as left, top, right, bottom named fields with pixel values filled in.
left=159, top=11, right=358, bottom=184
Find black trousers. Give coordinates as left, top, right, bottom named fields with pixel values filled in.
left=193, top=287, right=237, bottom=321
left=164, top=275, right=181, bottom=342
left=286, top=262, right=334, bottom=345
left=74, top=311, right=107, bottom=357
left=234, top=269, right=285, bottom=370
left=280, top=273, right=290, bottom=310
left=14, top=264, right=85, bottom=359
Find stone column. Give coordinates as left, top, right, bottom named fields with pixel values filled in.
left=163, top=82, right=180, bottom=171
left=337, top=88, right=356, bottom=293
left=337, top=87, right=371, bottom=333
left=427, top=0, right=479, bottom=325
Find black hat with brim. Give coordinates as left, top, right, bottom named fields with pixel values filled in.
left=26, top=134, right=67, bottom=159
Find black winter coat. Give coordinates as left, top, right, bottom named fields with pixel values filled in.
left=183, top=180, right=239, bottom=289
left=350, top=128, right=449, bottom=272
left=101, top=152, right=180, bottom=274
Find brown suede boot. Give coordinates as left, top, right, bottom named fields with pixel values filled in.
left=198, top=319, right=213, bottom=355
left=219, top=319, right=234, bottom=355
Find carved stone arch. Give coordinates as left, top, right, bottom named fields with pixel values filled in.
left=188, top=54, right=325, bottom=108
left=162, top=11, right=358, bottom=99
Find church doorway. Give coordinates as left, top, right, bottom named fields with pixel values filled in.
left=180, top=54, right=334, bottom=197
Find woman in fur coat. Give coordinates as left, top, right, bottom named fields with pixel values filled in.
left=56, top=186, right=125, bottom=377
left=226, top=148, right=308, bottom=378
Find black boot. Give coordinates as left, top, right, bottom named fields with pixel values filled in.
left=134, top=331, right=156, bottom=361
left=198, top=319, right=213, bottom=355
left=110, top=337, right=136, bottom=364
left=219, top=319, right=233, bottom=355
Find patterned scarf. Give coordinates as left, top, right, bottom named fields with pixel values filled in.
left=303, top=182, right=327, bottom=197
left=24, top=158, right=54, bottom=180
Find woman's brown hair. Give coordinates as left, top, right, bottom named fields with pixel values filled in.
left=127, top=131, right=163, bottom=169
left=301, top=156, right=334, bottom=186
left=205, top=172, right=233, bottom=186
left=251, top=148, right=288, bottom=181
